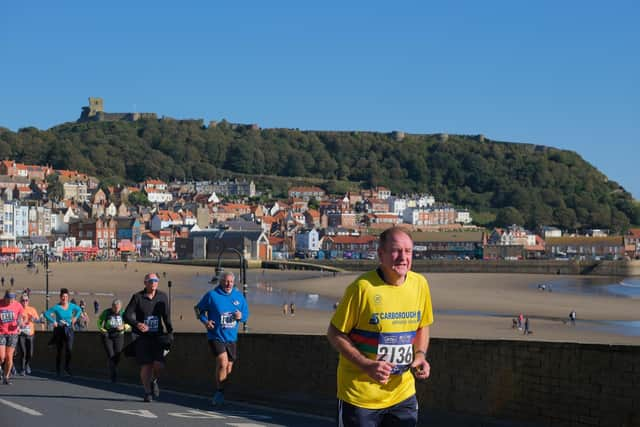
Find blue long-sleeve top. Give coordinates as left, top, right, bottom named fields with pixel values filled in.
left=195, top=286, right=249, bottom=343
left=44, top=303, right=82, bottom=326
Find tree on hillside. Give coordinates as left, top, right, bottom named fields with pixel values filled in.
left=128, top=191, right=151, bottom=207
left=495, top=206, right=525, bottom=227
left=45, top=173, right=64, bottom=203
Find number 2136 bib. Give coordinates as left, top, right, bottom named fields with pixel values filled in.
left=376, top=332, right=414, bottom=375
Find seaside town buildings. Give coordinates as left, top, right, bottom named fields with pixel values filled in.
left=0, top=159, right=636, bottom=262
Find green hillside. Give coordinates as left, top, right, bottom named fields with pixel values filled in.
left=0, top=119, right=637, bottom=231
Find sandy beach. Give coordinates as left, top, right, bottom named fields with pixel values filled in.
left=6, top=261, right=639, bottom=345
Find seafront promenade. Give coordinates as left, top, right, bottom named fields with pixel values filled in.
left=5, top=330, right=638, bottom=427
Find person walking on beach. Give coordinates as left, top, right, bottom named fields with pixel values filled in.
left=194, top=271, right=249, bottom=406
left=569, top=310, right=576, bottom=325
left=94, top=300, right=100, bottom=315
left=43, top=288, right=82, bottom=376
left=282, top=302, right=288, bottom=316
left=289, top=302, right=295, bottom=317
left=327, top=227, right=433, bottom=427
left=98, top=299, right=130, bottom=382
left=523, top=317, right=530, bottom=335
left=17, top=293, right=39, bottom=375
left=518, top=313, right=524, bottom=330
left=124, top=273, right=173, bottom=402
left=0, top=290, right=24, bottom=384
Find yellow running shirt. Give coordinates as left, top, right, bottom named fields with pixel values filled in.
left=330, top=269, right=434, bottom=409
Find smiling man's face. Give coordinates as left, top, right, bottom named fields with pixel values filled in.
left=378, top=230, right=413, bottom=284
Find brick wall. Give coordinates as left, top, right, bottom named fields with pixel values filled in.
left=31, top=333, right=640, bottom=426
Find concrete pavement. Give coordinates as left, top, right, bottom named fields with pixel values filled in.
left=0, top=371, right=333, bottom=427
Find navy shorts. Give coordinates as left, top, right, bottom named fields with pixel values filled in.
left=337, top=394, right=418, bottom=427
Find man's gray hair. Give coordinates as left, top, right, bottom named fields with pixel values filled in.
left=112, top=299, right=122, bottom=307
left=220, top=271, right=235, bottom=281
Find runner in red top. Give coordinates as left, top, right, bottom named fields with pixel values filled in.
left=0, top=290, right=24, bottom=384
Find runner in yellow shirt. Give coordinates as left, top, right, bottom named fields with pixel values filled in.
left=328, top=227, right=434, bottom=426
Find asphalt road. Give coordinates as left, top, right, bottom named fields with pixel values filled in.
left=0, top=371, right=333, bottom=427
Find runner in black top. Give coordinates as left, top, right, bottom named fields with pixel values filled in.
left=124, top=273, right=173, bottom=402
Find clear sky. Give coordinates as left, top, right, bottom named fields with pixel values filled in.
left=1, top=1, right=638, bottom=198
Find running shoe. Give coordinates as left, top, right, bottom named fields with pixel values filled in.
left=143, top=393, right=153, bottom=403
left=151, top=378, right=160, bottom=398
left=2, top=378, right=11, bottom=385
left=25, top=364, right=31, bottom=375
left=212, top=391, right=225, bottom=406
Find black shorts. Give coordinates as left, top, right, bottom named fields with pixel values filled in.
left=208, top=340, right=237, bottom=361
left=134, top=336, right=165, bottom=365
left=0, top=334, right=18, bottom=348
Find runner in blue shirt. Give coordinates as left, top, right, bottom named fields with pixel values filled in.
left=195, top=271, right=249, bottom=406
left=43, top=288, right=82, bottom=376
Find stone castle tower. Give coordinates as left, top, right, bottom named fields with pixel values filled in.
left=77, top=97, right=157, bottom=123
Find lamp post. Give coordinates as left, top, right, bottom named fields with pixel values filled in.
left=44, top=252, right=50, bottom=311
left=167, top=280, right=172, bottom=316
left=209, top=247, right=248, bottom=332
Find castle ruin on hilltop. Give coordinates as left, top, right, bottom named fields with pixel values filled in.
left=77, top=97, right=158, bottom=123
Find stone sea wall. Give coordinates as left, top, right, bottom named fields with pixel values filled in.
left=30, top=332, right=640, bottom=427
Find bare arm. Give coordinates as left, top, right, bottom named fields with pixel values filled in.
left=410, top=325, right=431, bottom=379
left=327, top=323, right=394, bottom=384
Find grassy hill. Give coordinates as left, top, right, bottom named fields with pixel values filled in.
left=0, top=118, right=637, bottom=231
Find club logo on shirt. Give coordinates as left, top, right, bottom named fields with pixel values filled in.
left=232, top=300, right=240, bottom=306
left=369, top=314, right=380, bottom=325
left=374, top=294, right=382, bottom=305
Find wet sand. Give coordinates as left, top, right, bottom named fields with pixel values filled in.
left=7, top=261, right=639, bottom=345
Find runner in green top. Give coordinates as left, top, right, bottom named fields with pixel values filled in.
left=97, top=299, right=131, bottom=382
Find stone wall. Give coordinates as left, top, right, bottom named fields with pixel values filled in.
left=30, top=333, right=640, bottom=426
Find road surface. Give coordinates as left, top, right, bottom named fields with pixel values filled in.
left=0, top=371, right=333, bottom=427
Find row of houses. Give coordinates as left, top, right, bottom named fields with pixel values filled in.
left=1, top=159, right=638, bottom=263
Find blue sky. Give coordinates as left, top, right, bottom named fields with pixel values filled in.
left=1, top=1, right=638, bottom=198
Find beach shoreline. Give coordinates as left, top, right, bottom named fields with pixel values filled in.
left=7, top=261, right=638, bottom=345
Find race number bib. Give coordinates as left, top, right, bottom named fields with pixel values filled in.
left=21, top=326, right=31, bottom=335
left=0, top=310, right=14, bottom=323
left=376, top=333, right=414, bottom=375
left=220, top=312, right=237, bottom=329
left=108, top=315, right=123, bottom=329
left=144, top=316, right=159, bottom=332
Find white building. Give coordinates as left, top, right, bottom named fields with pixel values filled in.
left=416, top=194, right=435, bottom=208
left=13, top=204, right=28, bottom=237
left=295, top=229, right=320, bottom=252
left=145, top=190, right=173, bottom=204
left=2, top=203, right=14, bottom=237
left=388, top=197, right=407, bottom=216
left=456, top=210, right=473, bottom=224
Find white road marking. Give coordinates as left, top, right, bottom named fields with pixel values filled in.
left=226, top=424, right=267, bottom=427
left=224, top=410, right=271, bottom=420
left=105, top=409, right=157, bottom=418
left=0, top=398, right=43, bottom=416
left=168, top=409, right=224, bottom=419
